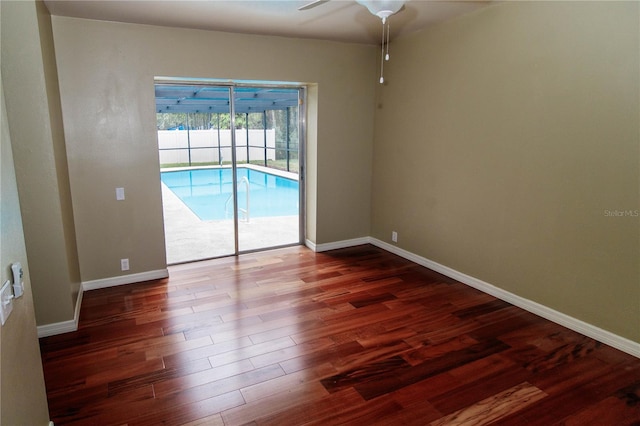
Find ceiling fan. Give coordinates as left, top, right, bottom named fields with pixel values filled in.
left=299, top=0, right=407, bottom=83
left=298, top=0, right=405, bottom=20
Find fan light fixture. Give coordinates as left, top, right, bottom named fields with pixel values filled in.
left=356, top=0, right=405, bottom=83
left=356, top=0, right=404, bottom=21
left=298, top=0, right=406, bottom=83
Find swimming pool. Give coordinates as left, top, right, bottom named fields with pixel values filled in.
left=161, top=167, right=299, bottom=221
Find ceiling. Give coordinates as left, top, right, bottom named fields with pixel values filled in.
left=44, top=0, right=491, bottom=45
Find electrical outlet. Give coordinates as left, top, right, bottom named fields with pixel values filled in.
left=392, top=231, right=398, bottom=243
left=121, top=258, right=130, bottom=271
left=0, top=280, right=14, bottom=326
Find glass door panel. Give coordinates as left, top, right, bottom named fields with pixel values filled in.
left=157, top=84, right=237, bottom=263
left=235, top=87, right=302, bottom=253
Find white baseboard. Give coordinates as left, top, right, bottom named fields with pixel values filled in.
left=74, top=285, right=83, bottom=326
left=37, top=318, right=77, bottom=338
left=367, top=237, right=640, bottom=359
left=37, top=285, right=84, bottom=338
left=307, top=237, right=371, bottom=253
left=306, top=236, right=639, bottom=358
left=37, top=241, right=639, bottom=358
left=37, top=270, right=167, bottom=338
left=305, top=239, right=317, bottom=251
left=82, top=269, right=169, bottom=291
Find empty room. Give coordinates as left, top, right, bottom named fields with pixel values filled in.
left=1, top=0, right=638, bottom=425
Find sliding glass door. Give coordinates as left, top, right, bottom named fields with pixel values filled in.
left=158, top=85, right=236, bottom=262
left=233, top=87, right=303, bottom=253
left=156, top=81, right=304, bottom=264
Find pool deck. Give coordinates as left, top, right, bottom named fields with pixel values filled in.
left=161, top=165, right=301, bottom=264
left=161, top=163, right=299, bottom=180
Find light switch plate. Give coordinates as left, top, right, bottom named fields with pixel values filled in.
left=0, top=280, right=14, bottom=325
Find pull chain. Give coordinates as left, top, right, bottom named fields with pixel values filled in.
left=379, top=17, right=386, bottom=84
left=379, top=17, right=392, bottom=84
left=385, top=20, right=390, bottom=61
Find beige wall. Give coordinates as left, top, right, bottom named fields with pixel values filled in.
left=0, top=48, right=51, bottom=426
left=35, top=0, right=82, bottom=304
left=51, top=17, right=376, bottom=281
left=372, top=1, right=639, bottom=342
left=0, top=2, right=635, bottom=423
left=1, top=0, right=80, bottom=326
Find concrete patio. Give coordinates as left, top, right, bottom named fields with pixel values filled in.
left=161, top=181, right=300, bottom=264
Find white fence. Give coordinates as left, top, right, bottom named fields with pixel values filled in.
left=158, top=129, right=276, bottom=165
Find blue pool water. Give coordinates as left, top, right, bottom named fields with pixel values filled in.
left=161, top=168, right=299, bottom=221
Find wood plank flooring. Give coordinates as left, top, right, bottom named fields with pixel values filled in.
left=40, top=245, right=640, bottom=425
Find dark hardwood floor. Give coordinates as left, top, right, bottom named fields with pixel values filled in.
left=40, top=245, right=640, bottom=425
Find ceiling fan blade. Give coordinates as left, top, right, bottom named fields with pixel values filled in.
left=298, top=0, right=330, bottom=11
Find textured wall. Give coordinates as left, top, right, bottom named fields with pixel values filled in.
left=372, top=2, right=639, bottom=342
left=1, top=0, right=79, bottom=325
left=0, top=52, right=51, bottom=426
left=51, top=17, right=377, bottom=281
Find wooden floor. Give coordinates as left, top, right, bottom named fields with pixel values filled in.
left=40, top=245, right=640, bottom=425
